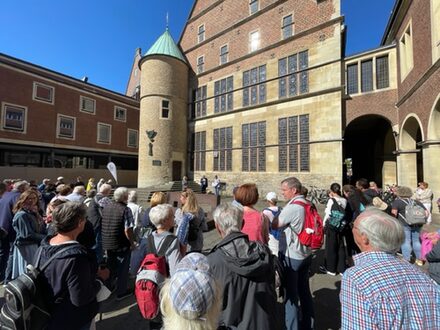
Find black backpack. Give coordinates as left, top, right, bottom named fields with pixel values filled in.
left=0, top=245, right=77, bottom=330
left=327, top=198, right=347, bottom=232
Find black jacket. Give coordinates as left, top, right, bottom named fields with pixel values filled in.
left=38, top=236, right=100, bottom=330
left=207, top=232, right=281, bottom=330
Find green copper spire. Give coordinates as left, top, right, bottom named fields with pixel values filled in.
left=145, top=29, right=186, bottom=63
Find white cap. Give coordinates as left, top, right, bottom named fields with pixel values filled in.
left=266, top=192, right=277, bottom=202
left=57, top=176, right=64, bottom=181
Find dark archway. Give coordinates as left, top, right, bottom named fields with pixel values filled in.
left=343, top=115, right=396, bottom=186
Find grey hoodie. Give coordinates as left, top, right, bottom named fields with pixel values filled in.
left=207, top=232, right=282, bottom=330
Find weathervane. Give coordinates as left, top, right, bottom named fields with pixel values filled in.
left=166, top=12, right=169, bottom=30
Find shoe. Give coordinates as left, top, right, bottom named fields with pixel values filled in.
left=319, top=265, right=337, bottom=276
left=415, top=259, right=424, bottom=267
left=116, top=290, right=133, bottom=301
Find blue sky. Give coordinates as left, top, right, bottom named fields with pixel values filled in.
left=0, top=0, right=395, bottom=94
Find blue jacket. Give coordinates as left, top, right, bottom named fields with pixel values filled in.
left=0, top=190, right=21, bottom=238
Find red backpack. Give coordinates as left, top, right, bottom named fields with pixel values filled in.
left=291, top=200, right=324, bottom=250
left=135, top=235, right=176, bottom=319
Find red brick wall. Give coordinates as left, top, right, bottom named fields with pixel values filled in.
left=0, top=62, right=139, bottom=152
left=345, top=89, right=398, bottom=126
left=395, top=0, right=433, bottom=99
left=181, top=0, right=337, bottom=74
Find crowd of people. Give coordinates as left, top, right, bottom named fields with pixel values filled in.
left=0, top=175, right=439, bottom=329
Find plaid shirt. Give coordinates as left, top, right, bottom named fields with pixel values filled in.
left=340, top=251, right=440, bottom=330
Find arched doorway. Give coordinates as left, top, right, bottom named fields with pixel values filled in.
left=343, top=115, right=396, bottom=187
left=424, top=95, right=440, bottom=215
left=398, top=116, right=423, bottom=187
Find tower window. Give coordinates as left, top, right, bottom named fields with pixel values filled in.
left=161, top=100, right=170, bottom=119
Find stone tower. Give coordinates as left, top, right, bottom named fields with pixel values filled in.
left=138, top=29, right=189, bottom=187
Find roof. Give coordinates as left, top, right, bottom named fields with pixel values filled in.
left=145, top=29, right=187, bottom=63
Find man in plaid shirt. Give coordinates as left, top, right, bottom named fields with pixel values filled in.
left=340, top=208, right=440, bottom=329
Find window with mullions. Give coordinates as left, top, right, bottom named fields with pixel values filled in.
left=361, top=60, right=373, bottom=93
left=376, top=56, right=389, bottom=89
left=198, top=24, right=205, bottom=43
left=243, top=65, right=266, bottom=107
left=249, top=0, right=258, bottom=14
left=213, top=127, right=233, bottom=171
left=194, top=131, right=206, bottom=171
left=214, top=76, right=233, bottom=113
left=197, top=56, right=205, bottom=74
left=220, top=45, right=228, bottom=65
left=2, top=104, right=26, bottom=132
left=279, top=50, right=309, bottom=98
left=278, top=114, right=309, bottom=172
left=242, top=121, right=266, bottom=172
left=282, top=14, right=294, bottom=39
left=346, top=63, right=358, bottom=94
left=195, top=86, right=207, bottom=118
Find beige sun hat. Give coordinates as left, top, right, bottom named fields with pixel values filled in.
left=372, top=197, right=388, bottom=211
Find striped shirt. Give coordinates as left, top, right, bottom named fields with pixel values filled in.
left=340, top=251, right=440, bottom=329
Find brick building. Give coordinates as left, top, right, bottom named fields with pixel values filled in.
left=0, top=53, right=139, bottom=184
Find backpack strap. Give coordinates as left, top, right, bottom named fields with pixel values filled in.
left=157, top=235, right=177, bottom=257
left=146, top=235, right=158, bottom=256
left=36, top=243, right=81, bottom=271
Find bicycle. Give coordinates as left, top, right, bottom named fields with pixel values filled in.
left=308, top=185, right=329, bottom=205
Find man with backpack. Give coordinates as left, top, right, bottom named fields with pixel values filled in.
left=135, top=204, right=182, bottom=329
left=276, top=177, right=315, bottom=330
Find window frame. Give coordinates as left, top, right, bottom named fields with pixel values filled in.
left=114, top=106, right=127, bottom=122
left=242, top=121, right=266, bottom=172
left=97, top=122, right=112, bottom=144
left=56, top=114, right=76, bottom=140
left=249, top=0, right=259, bottom=15
left=399, top=21, right=414, bottom=81
left=375, top=55, right=390, bottom=90
left=249, top=30, right=260, bottom=53
left=220, top=44, right=229, bottom=65
left=198, top=24, right=205, bottom=43
left=213, top=126, right=233, bottom=172
left=194, top=131, right=206, bottom=171
left=160, top=99, right=172, bottom=120
left=1, top=102, right=27, bottom=133
left=197, top=55, right=205, bottom=74
left=214, top=76, right=234, bottom=113
left=281, top=14, right=294, bottom=40
left=127, top=128, right=138, bottom=148
left=32, top=82, right=55, bottom=105
left=79, top=95, right=96, bottom=115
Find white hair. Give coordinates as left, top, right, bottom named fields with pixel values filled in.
left=149, top=204, right=174, bottom=229
left=73, top=186, right=85, bottom=194
left=113, top=187, right=129, bottom=203
left=212, top=203, right=243, bottom=236
left=356, top=207, right=404, bottom=253
left=128, top=190, right=137, bottom=203
left=99, top=183, right=112, bottom=195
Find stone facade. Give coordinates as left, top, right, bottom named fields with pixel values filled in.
left=138, top=55, right=189, bottom=187
left=179, top=0, right=344, bottom=196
